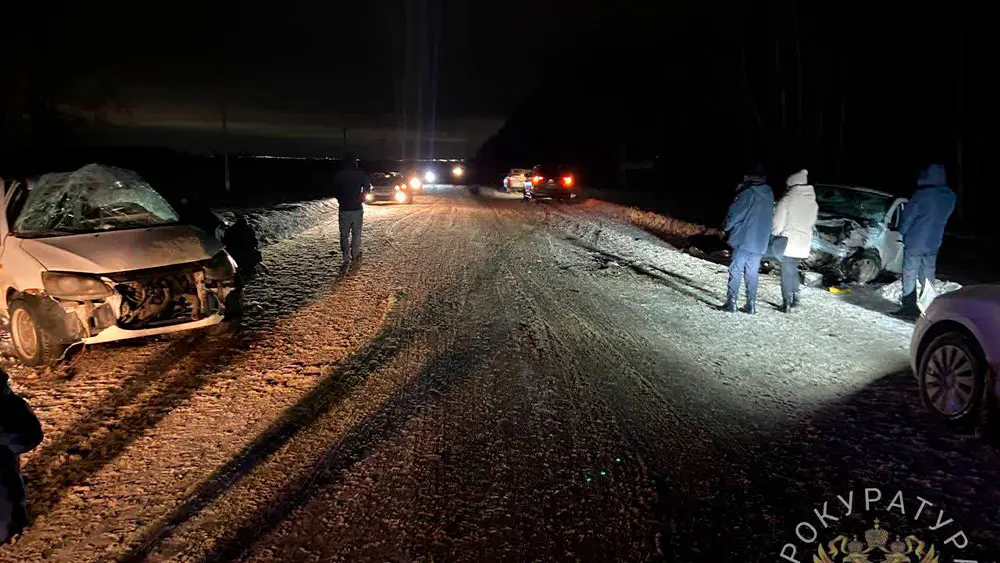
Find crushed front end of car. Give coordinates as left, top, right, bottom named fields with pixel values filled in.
left=2, top=164, right=243, bottom=365
left=805, top=217, right=889, bottom=282
left=31, top=253, right=241, bottom=348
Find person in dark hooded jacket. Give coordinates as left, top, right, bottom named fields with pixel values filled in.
left=1, top=370, right=43, bottom=545
left=222, top=215, right=263, bottom=281
left=721, top=166, right=774, bottom=313
left=897, top=164, right=956, bottom=316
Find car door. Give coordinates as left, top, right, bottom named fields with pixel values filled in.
left=881, top=199, right=907, bottom=273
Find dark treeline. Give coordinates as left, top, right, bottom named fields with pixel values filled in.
left=474, top=7, right=996, bottom=230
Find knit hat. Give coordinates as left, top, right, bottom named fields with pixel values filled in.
left=786, top=169, right=808, bottom=187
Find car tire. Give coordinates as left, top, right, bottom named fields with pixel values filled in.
left=846, top=250, right=881, bottom=284
left=9, top=300, right=65, bottom=367
left=918, top=331, right=987, bottom=428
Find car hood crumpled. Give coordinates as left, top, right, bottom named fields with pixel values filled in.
left=813, top=215, right=883, bottom=250
left=19, top=225, right=224, bottom=275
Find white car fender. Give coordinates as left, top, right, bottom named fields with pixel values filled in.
left=0, top=238, right=48, bottom=314
left=915, top=293, right=1000, bottom=398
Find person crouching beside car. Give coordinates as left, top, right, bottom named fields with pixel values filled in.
left=771, top=169, right=819, bottom=313
left=1, top=370, right=43, bottom=545
left=721, top=165, right=774, bottom=314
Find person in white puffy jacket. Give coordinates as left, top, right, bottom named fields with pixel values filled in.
left=771, top=169, right=818, bottom=313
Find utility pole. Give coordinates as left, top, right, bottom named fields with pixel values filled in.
left=222, top=104, right=230, bottom=192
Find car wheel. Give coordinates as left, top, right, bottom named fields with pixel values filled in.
left=847, top=250, right=881, bottom=284
left=759, top=259, right=775, bottom=275
left=918, top=331, right=987, bottom=427
left=9, top=300, right=64, bottom=367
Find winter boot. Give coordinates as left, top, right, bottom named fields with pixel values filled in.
left=740, top=302, right=756, bottom=314
left=780, top=298, right=793, bottom=313
left=720, top=299, right=738, bottom=313
left=791, top=294, right=800, bottom=309
left=895, top=292, right=920, bottom=319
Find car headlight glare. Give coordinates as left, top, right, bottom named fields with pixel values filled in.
left=42, top=272, right=113, bottom=301
left=409, top=177, right=422, bottom=188
left=204, top=251, right=238, bottom=280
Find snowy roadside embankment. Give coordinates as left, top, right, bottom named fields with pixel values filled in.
left=216, top=197, right=340, bottom=246
left=577, top=196, right=721, bottom=248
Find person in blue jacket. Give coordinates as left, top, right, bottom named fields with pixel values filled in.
left=721, top=165, right=774, bottom=314
left=1, top=370, right=43, bottom=545
left=897, top=164, right=956, bottom=317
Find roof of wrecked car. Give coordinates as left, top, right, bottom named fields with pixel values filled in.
left=814, top=183, right=896, bottom=198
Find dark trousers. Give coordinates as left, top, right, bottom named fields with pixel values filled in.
left=0, top=448, right=27, bottom=545
left=781, top=256, right=801, bottom=303
left=726, top=249, right=762, bottom=305
left=901, top=247, right=937, bottom=307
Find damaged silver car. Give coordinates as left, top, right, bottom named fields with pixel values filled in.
left=0, top=164, right=242, bottom=366
left=806, top=184, right=908, bottom=284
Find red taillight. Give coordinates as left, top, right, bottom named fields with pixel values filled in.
left=561, top=175, right=574, bottom=187
left=531, top=175, right=543, bottom=184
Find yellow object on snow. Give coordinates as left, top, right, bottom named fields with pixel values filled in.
left=827, top=286, right=853, bottom=295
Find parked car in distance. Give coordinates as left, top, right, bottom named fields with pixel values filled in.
left=365, top=172, right=413, bottom=204
left=524, top=165, right=578, bottom=201
left=806, top=184, right=908, bottom=284
left=502, top=169, right=531, bottom=192
left=0, top=164, right=242, bottom=367
left=911, top=285, right=999, bottom=429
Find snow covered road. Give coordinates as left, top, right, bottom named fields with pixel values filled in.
left=3, top=186, right=999, bottom=562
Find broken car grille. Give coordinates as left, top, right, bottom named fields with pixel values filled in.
left=111, top=265, right=202, bottom=330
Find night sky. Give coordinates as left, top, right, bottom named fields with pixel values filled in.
left=5, top=0, right=613, bottom=158
left=4, top=3, right=999, bottom=228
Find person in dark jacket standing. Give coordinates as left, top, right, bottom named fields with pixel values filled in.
left=1, top=370, right=43, bottom=545
left=721, top=166, right=774, bottom=314
left=333, top=155, right=371, bottom=268
left=897, top=164, right=956, bottom=317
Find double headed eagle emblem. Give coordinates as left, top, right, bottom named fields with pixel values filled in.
left=813, top=520, right=940, bottom=563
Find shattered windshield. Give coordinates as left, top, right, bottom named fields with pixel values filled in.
left=814, top=185, right=892, bottom=223
left=12, top=164, right=180, bottom=237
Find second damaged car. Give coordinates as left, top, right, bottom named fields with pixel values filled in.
left=0, top=164, right=242, bottom=367
left=806, top=184, right=908, bottom=284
